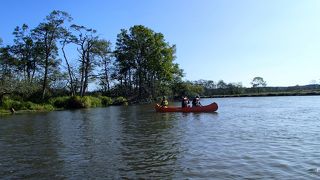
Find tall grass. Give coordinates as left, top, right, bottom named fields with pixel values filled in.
left=49, top=95, right=114, bottom=109
left=1, top=95, right=124, bottom=113
left=1, top=98, right=54, bottom=111
left=113, top=96, right=128, bottom=105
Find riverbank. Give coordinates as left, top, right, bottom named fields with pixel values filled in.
left=0, top=109, right=59, bottom=116
left=0, top=95, right=128, bottom=116
left=2, top=91, right=320, bottom=115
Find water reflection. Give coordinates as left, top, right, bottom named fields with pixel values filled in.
left=0, top=113, right=64, bottom=179
left=116, top=105, right=182, bottom=178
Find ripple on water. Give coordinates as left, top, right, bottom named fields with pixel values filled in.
left=1, top=97, right=320, bottom=179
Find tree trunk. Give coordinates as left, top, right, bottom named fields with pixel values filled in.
left=103, top=60, right=110, bottom=91
left=42, top=57, right=48, bottom=100
left=79, top=50, right=86, bottom=96
left=82, top=50, right=90, bottom=97
left=62, top=42, right=75, bottom=96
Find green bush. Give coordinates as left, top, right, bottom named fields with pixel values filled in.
left=0, top=98, right=54, bottom=112
left=49, top=96, right=70, bottom=108
left=2, top=99, right=14, bottom=109
left=21, top=101, right=35, bottom=110
left=29, top=104, right=54, bottom=111
left=67, top=96, right=83, bottom=109
left=1, top=95, right=125, bottom=112
left=43, top=104, right=55, bottom=111
left=2, top=99, right=23, bottom=110
left=81, top=96, right=91, bottom=108
left=89, top=96, right=102, bottom=107
left=100, top=96, right=113, bottom=106
left=0, top=109, right=10, bottom=114
left=113, top=96, right=128, bottom=105
left=50, top=96, right=106, bottom=109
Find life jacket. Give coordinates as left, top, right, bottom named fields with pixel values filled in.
left=161, top=100, right=168, bottom=106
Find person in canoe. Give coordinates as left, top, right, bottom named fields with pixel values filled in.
left=160, top=96, right=168, bottom=107
left=181, top=96, right=190, bottom=108
left=192, top=95, right=202, bottom=107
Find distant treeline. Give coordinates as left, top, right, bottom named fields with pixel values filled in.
left=182, top=79, right=320, bottom=98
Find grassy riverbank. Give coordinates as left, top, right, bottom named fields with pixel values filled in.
left=0, top=95, right=127, bottom=115
left=2, top=90, right=320, bottom=115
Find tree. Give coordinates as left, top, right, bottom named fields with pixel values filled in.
left=170, top=79, right=204, bottom=98
left=95, top=40, right=112, bottom=93
left=0, top=45, right=16, bottom=105
left=11, top=24, right=39, bottom=83
left=71, top=24, right=101, bottom=96
left=226, top=82, right=244, bottom=95
left=60, top=29, right=77, bottom=95
left=114, top=25, right=182, bottom=99
left=32, top=10, right=72, bottom=100
left=251, top=77, right=267, bottom=88
left=217, top=80, right=227, bottom=89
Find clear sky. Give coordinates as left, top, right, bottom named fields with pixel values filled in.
left=1, top=0, right=320, bottom=87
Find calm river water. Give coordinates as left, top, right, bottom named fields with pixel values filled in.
left=1, top=96, right=320, bottom=179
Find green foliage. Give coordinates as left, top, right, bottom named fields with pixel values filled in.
left=2, top=99, right=23, bottom=110
left=49, top=96, right=70, bottom=108
left=21, top=101, right=35, bottom=110
left=29, top=104, right=54, bottom=111
left=251, top=77, right=267, bottom=88
left=2, top=11, right=186, bottom=103
left=0, top=97, right=54, bottom=111
left=80, top=96, right=102, bottom=108
left=66, top=96, right=83, bottom=109
left=171, top=80, right=204, bottom=98
left=49, top=95, right=84, bottom=109
left=113, top=96, right=127, bottom=105
left=0, top=109, right=10, bottom=114
left=5, top=10, right=280, bottom=103
left=49, top=95, right=114, bottom=109
left=114, top=25, right=183, bottom=99
left=32, top=10, right=71, bottom=99
left=100, top=96, right=113, bottom=106
left=81, top=96, right=92, bottom=108
left=91, top=96, right=103, bottom=107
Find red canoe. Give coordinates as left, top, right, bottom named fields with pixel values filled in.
left=155, top=102, right=218, bottom=112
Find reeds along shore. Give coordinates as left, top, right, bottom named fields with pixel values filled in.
left=0, top=96, right=128, bottom=115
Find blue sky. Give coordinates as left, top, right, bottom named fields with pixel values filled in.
left=1, top=0, right=320, bottom=87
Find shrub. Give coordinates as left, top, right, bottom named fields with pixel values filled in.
left=49, top=96, right=70, bottom=108
left=29, top=104, right=54, bottom=111
left=2, top=99, right=23, bottom=110
left=89, top=96, right=102, bottom=107
left=50, top=96, right=104, bottom=109
left=43, top=104, right=55, bottom=111
left=113, top=96, right=127, bottom=105
left=0, top=98, right=54, bottom=112
left=21, top=101, right=35, bottom=110
left=81, top=96, right=92, bottom=108
left=100, top=96, right=113, bottom=106
left=67, top=96, right=83, bottom=109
